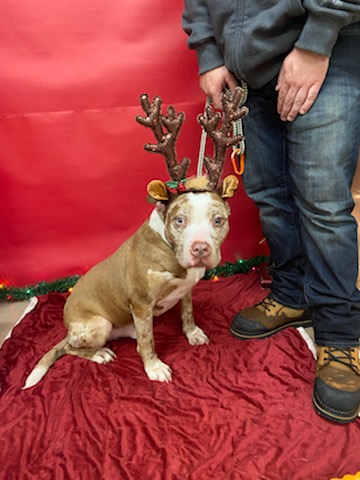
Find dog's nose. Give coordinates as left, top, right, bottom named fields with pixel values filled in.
left=190, top=241, right=211, bottom=258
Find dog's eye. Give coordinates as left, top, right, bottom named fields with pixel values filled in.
left=213, top=216, right=224, bottom=227
left=175, top=216, right=186, bottom=226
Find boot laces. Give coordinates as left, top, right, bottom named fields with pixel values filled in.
left=256, top=297, right=277, bottom=311
left=324, top=347, right=359, bottom=373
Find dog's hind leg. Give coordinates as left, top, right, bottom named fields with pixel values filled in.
left=66, top=315, right=116, bottom=364
left=23, top=315, right=115, bottom=389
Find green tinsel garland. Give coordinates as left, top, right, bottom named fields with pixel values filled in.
left=0, top=257, right=269, bottom=302
left=0, top=275, right=82, bottom=302
left=203, top=255, right=269, bottom=279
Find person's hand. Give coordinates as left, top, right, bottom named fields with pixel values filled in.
left=199, top=66, right=238, bottom=110
left=276, top=48, right=329, bottom=122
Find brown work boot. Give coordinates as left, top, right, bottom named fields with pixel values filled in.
left=230, top=296, right=312, bottom=339
left=313, top=346, right=360, bottom=424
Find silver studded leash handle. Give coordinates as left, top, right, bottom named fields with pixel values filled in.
left=232, top=81, right=248, bottom=156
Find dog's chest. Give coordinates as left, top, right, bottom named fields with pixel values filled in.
left=149, top=267, right=205, bottom=315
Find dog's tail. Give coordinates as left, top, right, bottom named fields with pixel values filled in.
left=22, top=338, right=69, bottom=389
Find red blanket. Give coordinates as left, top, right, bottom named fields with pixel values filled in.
left=0, top=272, right=359, bottom=479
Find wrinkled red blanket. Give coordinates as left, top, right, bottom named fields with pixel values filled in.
left=0, top=272, right=359, bottom=480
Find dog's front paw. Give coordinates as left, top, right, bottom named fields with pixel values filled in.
left=186, top=326, right=210, bottom=346
left=145, top=359, right=173, bottom=383
left=91, top=347, right=116, bottom=364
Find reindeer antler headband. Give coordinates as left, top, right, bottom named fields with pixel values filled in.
left=136, top=87, right=248, bottom=190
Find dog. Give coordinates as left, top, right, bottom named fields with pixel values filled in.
left=23, top=88, right=248, bottom=388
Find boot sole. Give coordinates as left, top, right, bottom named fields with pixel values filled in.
left=312, top=389, right=360, bottom=425
left=229, top=318, right=313, bottom=340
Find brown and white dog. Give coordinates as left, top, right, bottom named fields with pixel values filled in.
left=23, top=88, right=248, bottom=388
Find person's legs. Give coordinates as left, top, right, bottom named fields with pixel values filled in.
left=233, top=25, right=360, bottom=423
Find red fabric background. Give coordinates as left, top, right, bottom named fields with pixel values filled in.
left=0, top=0, right=265, bottom=286
left=0, top=274, right=359, bottom=479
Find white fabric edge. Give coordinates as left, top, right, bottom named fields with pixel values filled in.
left=297, top=326, right=317, bottom=359
left=1, top=297, right=38, bottom=347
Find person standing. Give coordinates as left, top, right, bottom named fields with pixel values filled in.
left=183, top=0, right=360, bottom=424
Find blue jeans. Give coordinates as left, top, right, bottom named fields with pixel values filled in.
left=242, top=24, right=360, bottom=347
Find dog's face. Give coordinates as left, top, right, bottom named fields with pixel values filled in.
left=147, top=174, right=238, bottom=270
left=163, top=191, right=231, bottom=270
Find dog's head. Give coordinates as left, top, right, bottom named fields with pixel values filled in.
left=147, top=175, right=238, bottom=269
left=136, top=88, right=248, bottom=270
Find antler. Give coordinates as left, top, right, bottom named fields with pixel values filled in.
left=136, top=94, right=191, bottom=182
left=197, top=86, right=249, bottom=189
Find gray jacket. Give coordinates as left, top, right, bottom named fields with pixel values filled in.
left=182, top=0, right=360, bottom=89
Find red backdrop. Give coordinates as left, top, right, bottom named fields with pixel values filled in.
left=0, top=0, right=264, bottom=286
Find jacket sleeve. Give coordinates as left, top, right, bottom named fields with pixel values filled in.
left=182, top=0, right=225, bottom=74
left=296, top=0, right=360, bottom=56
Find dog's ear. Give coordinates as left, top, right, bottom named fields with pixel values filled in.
left=219, top=175, right=239, bottom=199
left=146, top=180, right=170, bottom=203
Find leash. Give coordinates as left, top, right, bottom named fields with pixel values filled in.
left=197, top=80, right=248, bottom=178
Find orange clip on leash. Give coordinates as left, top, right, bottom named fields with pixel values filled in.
left=231, top=148, right=245, bottom=175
